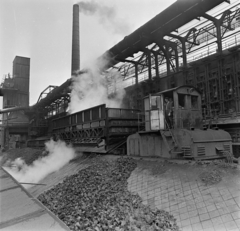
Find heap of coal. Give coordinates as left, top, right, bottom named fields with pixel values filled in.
left=0, top=148, right=45, bottom=166
left=38, top=157, right=179, bottom=231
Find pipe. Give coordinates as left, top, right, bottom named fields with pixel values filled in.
left=0, top=106, right=30, bottom=114
left=100, top=0, right=226, bottom=69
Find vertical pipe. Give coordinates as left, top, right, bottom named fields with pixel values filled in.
left=72, top=4, right=80, bottom=75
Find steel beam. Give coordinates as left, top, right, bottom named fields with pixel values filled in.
left=202, top=10, right=233, bottom=53
left=169, top=28, right=199, bottom=67
left=101, top=0, right=226, bottom=68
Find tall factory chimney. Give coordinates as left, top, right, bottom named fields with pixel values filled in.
left=71, top=4, right=80, bottom=75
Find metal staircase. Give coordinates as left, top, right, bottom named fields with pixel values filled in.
left=160, top=120, right=183, bottom=157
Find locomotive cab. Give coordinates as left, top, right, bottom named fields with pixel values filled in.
left=127, top=85, right=233, bottom=159
left=144, top=86, right=203, bottom=131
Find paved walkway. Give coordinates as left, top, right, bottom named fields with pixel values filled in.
left=0, top=167, right=70, bottom=231
left=127, top=160, right=240, bottom=231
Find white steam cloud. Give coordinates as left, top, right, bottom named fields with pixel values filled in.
left=4, top=140, right=76, bottom=188
left=77, top=0, right=131, bottom=35
left=68, top=55, right=125, bottom=113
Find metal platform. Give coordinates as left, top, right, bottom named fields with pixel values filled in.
left=0, top=167, right=70, bottom=231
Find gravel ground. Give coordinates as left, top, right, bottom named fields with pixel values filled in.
left=38, top=157, right=179, bottom=231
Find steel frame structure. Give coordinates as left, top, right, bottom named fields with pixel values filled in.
left=30, top=0, right=230, bottom=117
left=107, top=1, right=240, bottom=88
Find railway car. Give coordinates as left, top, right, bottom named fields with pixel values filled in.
left=51, top=104, right=140, bottom=154
left=27, top=136, right=49, bottom=149
left=127, top=85, right=233, bottom=160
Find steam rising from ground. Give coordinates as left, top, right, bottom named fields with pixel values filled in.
left=4, top=140, right=76, bottom=188
left=69, top=54, right=125, bottom=113
left=77, top=0, right=131, bottom=36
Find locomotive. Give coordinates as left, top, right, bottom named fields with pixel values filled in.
left=127, top=85, right=232, bottom=159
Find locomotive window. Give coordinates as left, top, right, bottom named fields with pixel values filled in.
left=151, top=96, right=162, bottom=110
left=178, top=94, right=185, bottom=109
left=151, top=96, right=157, bottom=109
left=191, top=96, right=198, bottom=109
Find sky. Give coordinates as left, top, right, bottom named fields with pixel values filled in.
left=0, top=0, right=177, bottom=106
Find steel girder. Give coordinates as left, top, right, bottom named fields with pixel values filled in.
left=112, top=2, right=240, bottom=85
left=101, top=0, right=226, bottom=67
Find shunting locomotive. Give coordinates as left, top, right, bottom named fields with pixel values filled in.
left=127, top=85, right=232, bottom=159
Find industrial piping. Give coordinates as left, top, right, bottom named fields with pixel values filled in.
left=100, top=0, right=226, bottom=68
left=0, top=106, right=30, bottom=114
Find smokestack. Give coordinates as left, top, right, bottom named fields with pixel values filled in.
left=72, top=4, right=80, bottom=75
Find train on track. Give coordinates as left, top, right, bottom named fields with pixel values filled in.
left=27, top=85, right=233, bottom=160
left=27, top=105, right=140, bottom=154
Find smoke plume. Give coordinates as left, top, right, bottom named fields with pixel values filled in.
left=3, top=140, right=76, bottom=188
left=68, top=54, right=125, bottom=113
left=77, top=0, right=131, bottom=35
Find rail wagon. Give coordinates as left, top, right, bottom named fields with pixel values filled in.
left=127, top=85, right=233, bottom=159
left=52, top=104, right=140, bottom=154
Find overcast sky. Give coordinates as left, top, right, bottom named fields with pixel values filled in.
left=0, top=0, right=177, bottom=106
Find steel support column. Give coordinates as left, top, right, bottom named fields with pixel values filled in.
left=135, top=63, right=139, bottom=85
left=164, top=44, right=171, bottom=75
left=116, top=58, right=141, bottom=86
left=169, top=28, right=199, bottom=68
left=202, top=10, right=233, bottom=54
left=174, top=46, right=179, bottom=72
left=147, top=50, right=152, bottom=80
left=152, top=51, right=159, bottom=77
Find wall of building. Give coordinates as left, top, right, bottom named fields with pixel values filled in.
left=1, top=56, right=30, bottom=149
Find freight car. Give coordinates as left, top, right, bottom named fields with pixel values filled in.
left=127, top=85, right=233, bottom=160
left=50, top=104, right=140, bottom=154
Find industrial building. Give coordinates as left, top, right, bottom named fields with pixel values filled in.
left=1, top=0, right=240, bottom=157
left=0, top=56, right=30, bottom=149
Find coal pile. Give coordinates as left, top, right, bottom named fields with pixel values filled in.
left=38, top=157, right=179, bottom=231
left=1, top=148, right=45, bottom=166
left=199, top=169, right=222, bottom=186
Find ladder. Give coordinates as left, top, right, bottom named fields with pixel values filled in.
left=159, top=119, right=179, bottom=155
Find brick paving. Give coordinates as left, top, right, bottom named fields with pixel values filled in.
left=127, top=162, right=240, bottom=231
